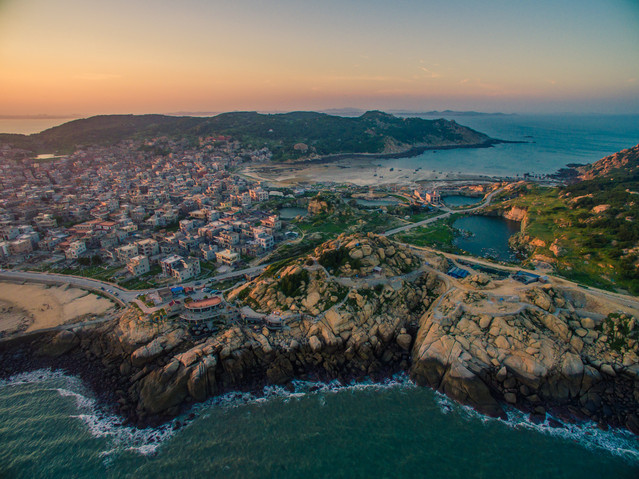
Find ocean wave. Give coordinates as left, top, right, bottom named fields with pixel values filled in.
left=433, top=391, right=639, bottom=464
left=190, top=373, right=417, bottom=414
left=3, top=369, right=638, bottom=464
left=0, top=369, right=176, bottom=458
left=0, top=369, right=72, bottom=388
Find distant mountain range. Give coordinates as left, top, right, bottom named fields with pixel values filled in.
left=0, top=110, right=498, bottom=160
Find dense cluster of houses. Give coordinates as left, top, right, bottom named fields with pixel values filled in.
left=0, top=136, right=292, bottom=283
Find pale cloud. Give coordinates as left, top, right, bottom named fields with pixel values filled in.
left=628, top=78, right=637, bottom=83
left=419, top=67, right=441, bottom=78
left=458, top=78, right=470, bottom=85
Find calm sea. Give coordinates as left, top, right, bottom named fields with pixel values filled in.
left=0, top=370, right=637, bottom=478
left=0, top=118, right=77, bottom=135
left=385, top=114, right=639, bottom=176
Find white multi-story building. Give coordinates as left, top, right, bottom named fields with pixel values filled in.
left=136, top=238, right=159, bottom=257
left=261, top=214, right=281, bottom=231
left=116, top=243, right=139, bottom=262
left=216, top=249, right=239, bottom=266
left=127, top=255, right=150, bottom=276
left=161, top=254, right=183, bottom=276
left=249, top=188, right=269, bottom=202
left=161, top=254, right=200, bottom=282
left=256, top=234, right=274, bottom=250
left=65, top=240, right=86, bottom=259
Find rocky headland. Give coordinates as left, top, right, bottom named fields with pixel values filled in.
left=1, top=233, right=638, bottom=433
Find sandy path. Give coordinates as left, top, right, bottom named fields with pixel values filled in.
left=0, top=281, right=115, bottom=333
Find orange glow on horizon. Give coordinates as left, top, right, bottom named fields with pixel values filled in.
left=1, top=0, right=638, bottom=115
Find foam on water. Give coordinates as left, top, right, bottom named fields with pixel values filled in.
left=433, top=391, right=639, bottom=465
left=3, top=369, right=638, bottom=466
left=190, top=373, right=417, bottom=414
left=0, top=369, right=177, bottom=457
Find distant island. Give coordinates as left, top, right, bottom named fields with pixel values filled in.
left=321, top=108, right=513, bottom=117
left=0, top=110, right=501, bottom=161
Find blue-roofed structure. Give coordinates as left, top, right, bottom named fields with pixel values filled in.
left=447, top=267, right=469, bottom=279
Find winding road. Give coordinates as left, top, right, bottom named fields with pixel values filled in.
left=0, top=264, right=268, bottom=308
left=382, top=187, right=504, bottom=236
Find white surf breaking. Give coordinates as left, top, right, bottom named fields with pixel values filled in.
left=433, top=391, right=639, bottom=464
left=0, top=369, right=177, bottom=457
left=3, top=368, right=638, bottom=465
left=189, top=373, right=418, bottom=415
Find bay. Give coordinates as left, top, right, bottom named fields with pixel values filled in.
left=1, top=371, right=638, bottom=478
left=0, top=118, right=77, bottom=135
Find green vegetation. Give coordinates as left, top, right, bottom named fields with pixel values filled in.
left=56, top=264, right=123, bottom=282
left=116, top=264, right=162, bottom=290
left=488, top=146, right=639, bottom=293
left=499, top=176, right=639, bottom=293
left=597, top=313, right=638, bottom=352
left=318, top=246, right=362, bottom=271
left=77, top=255, right=103, bottom=266
left=278, top=269, right=309, bottom=297
left=237, top=287, right=250, bottom=301
left=262, top=258, right=296, bottom=278
left=396, top=216, right=461, bottom=252
left=0, top=111, right=492, bottom=159
left=117, top=277, right=156, bottom=290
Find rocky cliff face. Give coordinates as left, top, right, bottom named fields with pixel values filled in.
left=3, top=233, right=638, bottom=433
left=229, top=233, right=422, bottom=316
left=410, top=284, right=639, bottom=432
left=579, top=144, right=639, bottom=180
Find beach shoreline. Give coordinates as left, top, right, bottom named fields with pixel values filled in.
left=0, top=281, right=115, bottom=337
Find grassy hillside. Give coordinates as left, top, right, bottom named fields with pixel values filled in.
left=496, top=145, right=639, bottom=294
left=0, top=111, right=494, bottom=159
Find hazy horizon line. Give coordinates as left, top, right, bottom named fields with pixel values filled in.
left=3, top=109, right=639, bottom=121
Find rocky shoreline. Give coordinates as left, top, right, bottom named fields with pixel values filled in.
left=1, top=233, right=637, bottom=434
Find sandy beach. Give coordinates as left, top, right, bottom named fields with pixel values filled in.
left=0, top=281, right=115, bottom=336
left=241, top=158, right=500, bottom=188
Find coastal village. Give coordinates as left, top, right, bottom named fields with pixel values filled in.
left=0, top=134, right=494, bottom=331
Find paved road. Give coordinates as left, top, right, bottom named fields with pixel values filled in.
left=0, top=270, right=133, bottom=305
left=0, top=264, right=268, bottom=306
left=383, top=187, right=504, bottom=236
left=402, top=243, right=639, bottom=312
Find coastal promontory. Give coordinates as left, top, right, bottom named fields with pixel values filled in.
left=0, top=111, right=497, bottom=160
left=2, top=233, right=638, bottom=434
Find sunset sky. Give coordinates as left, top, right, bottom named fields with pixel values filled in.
left=1, top=0, right=638, bottom=116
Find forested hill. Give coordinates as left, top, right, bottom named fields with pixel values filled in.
left=0, top=110, right=495, bottom=159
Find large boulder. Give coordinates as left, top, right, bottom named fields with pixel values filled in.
left=440, top=362, right=505, bottom=419
left=138, top=360, right=192, bottom=415
left=39, top=330, right=80, bottom=357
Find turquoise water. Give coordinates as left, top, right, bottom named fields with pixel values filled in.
left=385, top=114, right=639, bottom=176
left=278, top=207, right=308, bottom=219
left=453, top=215, right=521, bottom=262
left=442, top=195, right=481, bottom=207
left=1, top=370, right=638, bottom=478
